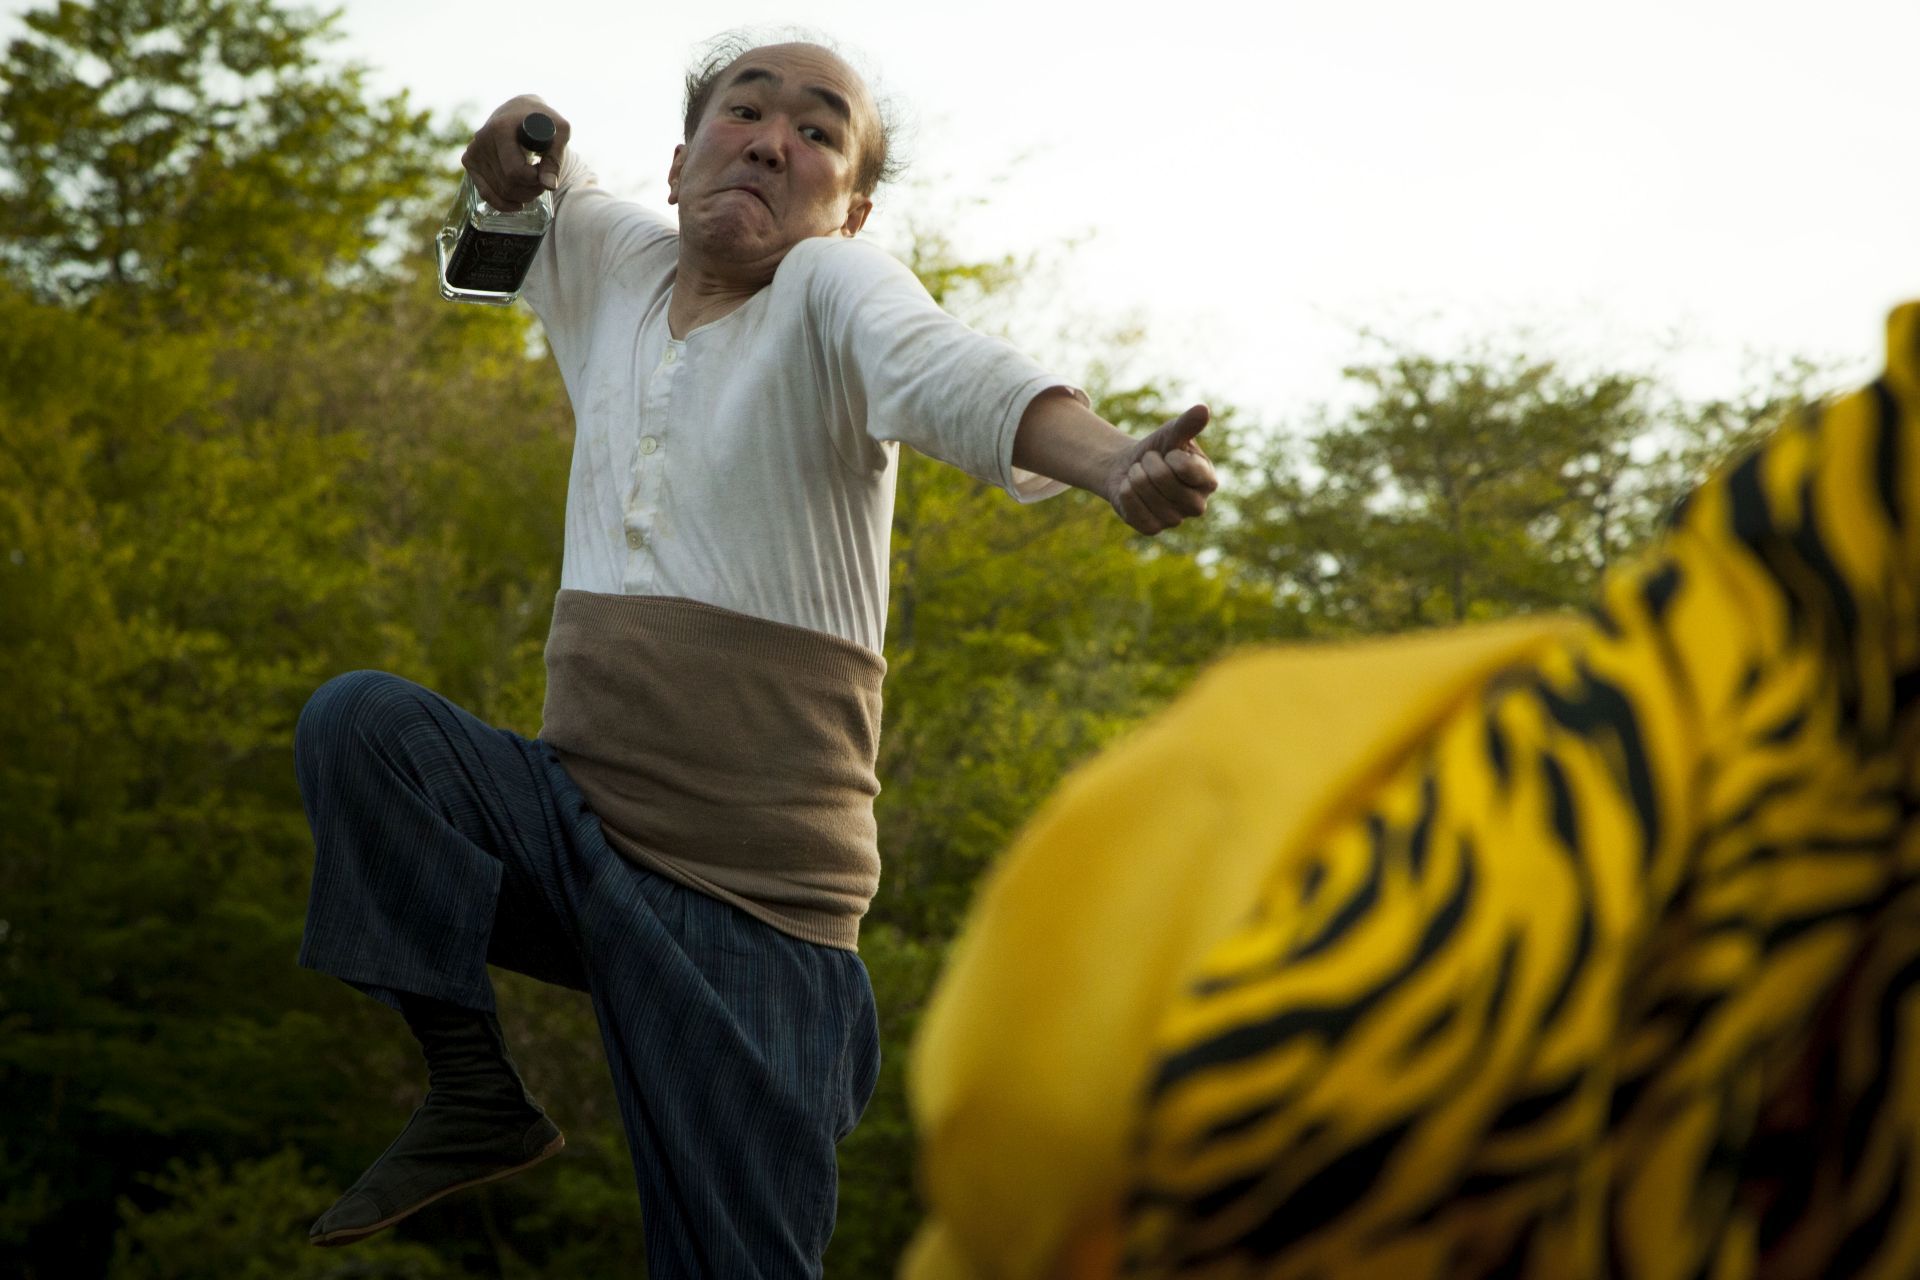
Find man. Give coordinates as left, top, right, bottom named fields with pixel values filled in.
left=293, top=35, right=1217, bottom=1278
left=908, top=301, right=1920, bottom=1278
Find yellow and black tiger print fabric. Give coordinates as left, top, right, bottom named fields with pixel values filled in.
left=907, top=303, right=1920, bottom=1279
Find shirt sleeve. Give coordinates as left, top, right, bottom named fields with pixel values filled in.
left=519, top=150, right=677, bottom=350
left=798, top=236, right=1084, bottom=503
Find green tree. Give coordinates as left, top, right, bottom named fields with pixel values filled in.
left=1218, top=340, right=1659, bottom=636
left=109, top=1150, right=453, bottom=1279
left=0, top=1, right=576, bottom=1274
left=0, top=0, right=454, bottom=317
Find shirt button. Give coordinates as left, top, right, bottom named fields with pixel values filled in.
left=626, top=529, right=644, bottom=550
left=640, top=436, right=659, bottom=455
left=664, top=347, right=678, bottom=364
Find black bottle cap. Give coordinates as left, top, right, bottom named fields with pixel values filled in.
left=517, top=112, right=557, bottom=154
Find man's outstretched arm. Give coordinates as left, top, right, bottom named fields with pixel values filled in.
left=1012, top=389, right=1218, bottom=535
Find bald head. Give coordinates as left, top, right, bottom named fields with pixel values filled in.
left=682, top=39, right=896, bottom=198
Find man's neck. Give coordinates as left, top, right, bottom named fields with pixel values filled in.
left=667, top=254, right=775, bottom=339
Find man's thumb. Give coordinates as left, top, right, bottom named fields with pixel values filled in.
left=1167, top=404, right=1210, bottom=449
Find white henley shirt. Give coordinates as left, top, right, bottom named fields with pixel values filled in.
left=519, top=154, right=1086, bottom=654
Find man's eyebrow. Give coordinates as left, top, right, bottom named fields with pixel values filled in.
left=726, top=66, right=853, bottom=126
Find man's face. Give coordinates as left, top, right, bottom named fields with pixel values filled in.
left=667, top=44, right=875, bottom=272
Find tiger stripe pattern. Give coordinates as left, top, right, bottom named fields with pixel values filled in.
left=1118, top=303, right=1920, bottom=1279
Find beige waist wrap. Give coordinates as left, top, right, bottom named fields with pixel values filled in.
left=538, top=590, right=886, bottom=951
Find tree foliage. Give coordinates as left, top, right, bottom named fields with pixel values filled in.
left=1211, top=338, right=1820, bottom=637
left=109, top=1150, right=455, bottom=1279
left=0, top=0, right=454, bottom=315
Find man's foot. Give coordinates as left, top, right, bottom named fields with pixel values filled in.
left=310, top=994, right=563, bottom=1248
left=308, top=1102, right=564, bottom=1246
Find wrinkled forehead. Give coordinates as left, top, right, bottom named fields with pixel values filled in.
left=718, top=43, right=879, bottom=139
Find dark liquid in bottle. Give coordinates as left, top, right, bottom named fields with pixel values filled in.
left=443, top=226, right=544, bottom=293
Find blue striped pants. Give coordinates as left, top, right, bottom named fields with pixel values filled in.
left=292, top=670, right=881, bottom=1277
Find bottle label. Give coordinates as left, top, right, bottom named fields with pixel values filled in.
left=443, top=226, right=544, bottom=294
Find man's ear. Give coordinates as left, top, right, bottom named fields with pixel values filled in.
left=841, top=196, right=873, bottom=237
left=667, top=143, right=685, bottom=205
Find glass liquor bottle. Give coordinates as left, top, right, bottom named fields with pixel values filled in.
left=435, top=112, right=557, bottom=305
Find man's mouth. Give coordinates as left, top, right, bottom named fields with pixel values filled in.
left=721, top=186, right=771, bottom=211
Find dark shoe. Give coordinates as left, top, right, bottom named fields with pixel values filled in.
left=308, top=1104, right=563, bottom=1246
left=309, top=996, right=564, bottom=1247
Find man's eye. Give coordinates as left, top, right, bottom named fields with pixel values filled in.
left=802, top=126, right=830, bottom=143
left=730, top=105, right=758, bottom=119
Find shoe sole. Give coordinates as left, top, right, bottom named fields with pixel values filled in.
left=309, top=1130, right=567, bottom=1248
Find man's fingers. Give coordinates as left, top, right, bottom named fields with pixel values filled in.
left=471, top=174, right=516, bottom=211
left=1137, top=449, right=1206, bottom=517
left=1128, top=463, right=1178, bottom=525
left=1164, top=447, right=1218, bottom=494
left=492, top=133, right=547, bottom=201
left=538, top=116, right=571, bottom=189
left=1127, top=462, right=1184, bottom=528
left=475, top=164, right=541, bottom=211
left=484, top=180, right=525, bottom=212
left=1116, top=483, right=1165, bottom=535
left=493, top=131, right=529, bottom=179
left=460, top=145, right=524, bottom=211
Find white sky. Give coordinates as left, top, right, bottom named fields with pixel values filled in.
left=10, top=0, right=1918, bottom=427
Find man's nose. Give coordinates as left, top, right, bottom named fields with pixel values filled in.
left=745, top=124, right=786, bottom=170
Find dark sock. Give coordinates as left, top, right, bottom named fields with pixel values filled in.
left=396, top=993, right=539, bottom=1111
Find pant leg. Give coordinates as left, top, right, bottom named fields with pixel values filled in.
left=571, top=853, right=883, bottom=1279
left=293, top=669, right=588, bottom=1010
left=295, top=666, right=883, bottom=1272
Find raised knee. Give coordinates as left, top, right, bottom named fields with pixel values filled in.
left=295, top=670, right=417, bottom=770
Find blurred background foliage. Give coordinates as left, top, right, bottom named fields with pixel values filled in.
left=0, top=1, right=1827, bottom=1276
